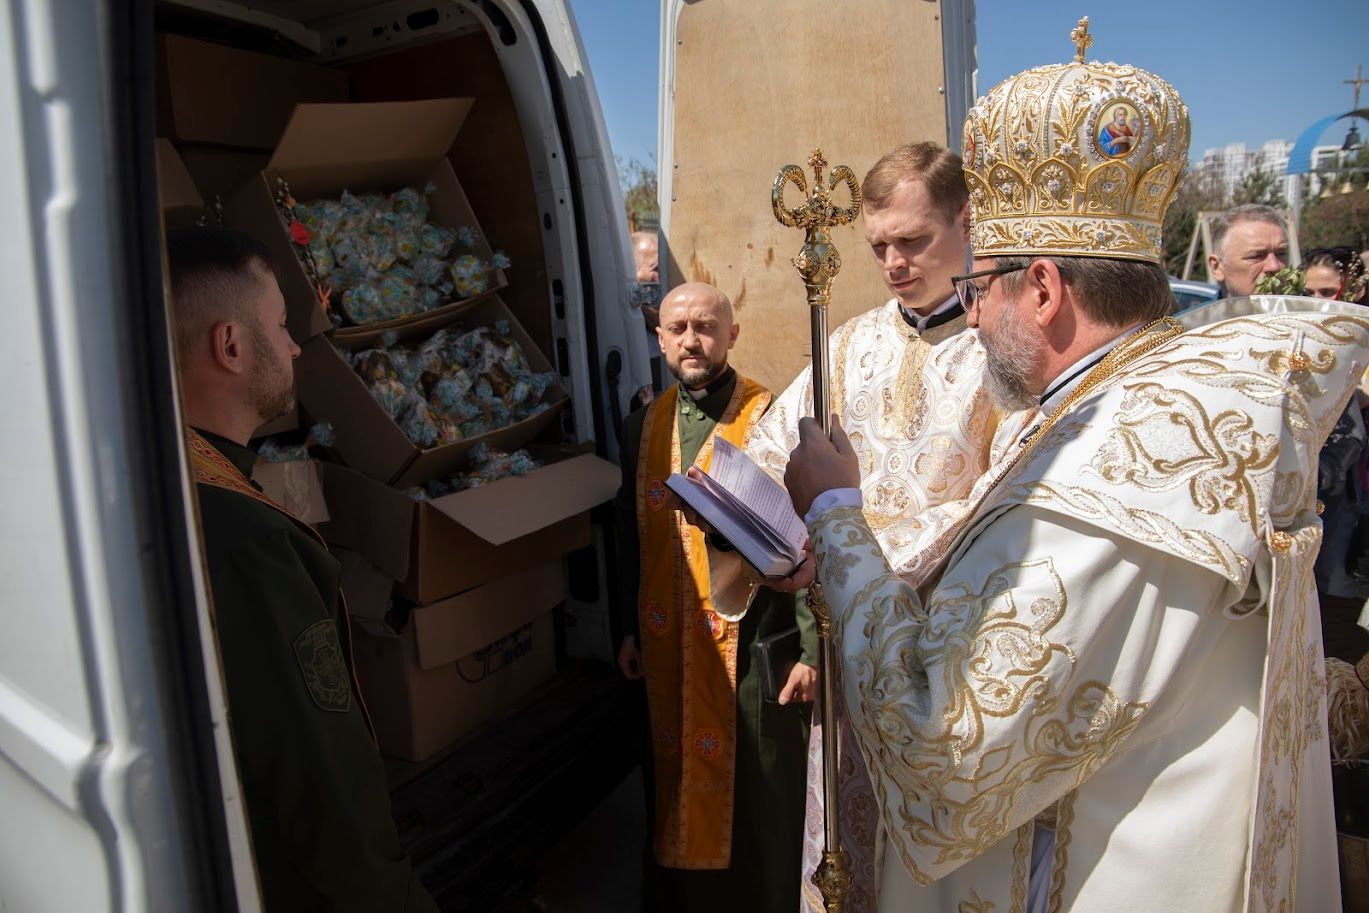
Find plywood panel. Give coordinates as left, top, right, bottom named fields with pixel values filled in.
left=666, top=0, right=949, bottom=393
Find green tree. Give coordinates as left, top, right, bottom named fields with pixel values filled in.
left=617, top=155, right=658, bottom=232
left=1301, top=147, right=1368, bottom=250
left=1231, top=168, right=1285, bottom=207
left=1300, top=190, right=1369, bottom=250
left=1162, top=166, right=1225, bottom=276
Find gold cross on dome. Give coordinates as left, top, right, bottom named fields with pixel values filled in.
left=1071, top=17, right=1092, bottom=63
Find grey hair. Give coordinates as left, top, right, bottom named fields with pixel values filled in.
left=1211, top=204, right=1287, bottom=258
left=996, top=255, right=1173, bottom=327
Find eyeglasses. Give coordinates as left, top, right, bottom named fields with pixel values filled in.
left=951, top=264, right=1026, bottom=312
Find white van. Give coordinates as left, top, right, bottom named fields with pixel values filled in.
left=0, top=2, right=650, bottom=909
left=0, top=0, right=974, bottom=908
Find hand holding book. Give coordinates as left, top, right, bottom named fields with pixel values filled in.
left=667, top=438, right=810, bottom=578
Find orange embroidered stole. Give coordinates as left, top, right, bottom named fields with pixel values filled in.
left=635, top=377, right=771, bottom=869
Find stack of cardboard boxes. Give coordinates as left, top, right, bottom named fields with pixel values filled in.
left=157, top=33, right=619, bottom=763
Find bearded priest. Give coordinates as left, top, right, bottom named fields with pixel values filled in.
left=782, top=19, right=1366, bottom=913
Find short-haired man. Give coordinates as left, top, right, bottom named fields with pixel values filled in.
left=1208, top=203, right=1290, bottom=297
left=631, top=230, right=660, bottom=285
left=613, top=282, right=816, bottom=913
left=748, top=142, right=1008, bottom=913
left=169, top=227, right=436, bottom=912
left=785, top=26, right=1358, bottom=912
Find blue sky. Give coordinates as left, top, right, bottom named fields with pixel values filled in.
left=568, top=0, right=1368, bottom=169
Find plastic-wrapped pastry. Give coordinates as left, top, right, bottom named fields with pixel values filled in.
left=283, top=181, right=510, bottom=328
left=419, top=222, right=456, bottom=258
left=402, top=444, right=541, bottom=500
left=340, top=283, right=383, bottom=325
left=376, top=266, right=421, bottom=321
left=449, top=254, right=492, bottom=298
left=256, top=422, right=335, bottom=464
left=349, top=317, right=555, bottom=449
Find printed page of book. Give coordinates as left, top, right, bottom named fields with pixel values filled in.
left=666, top=472, right=791, bottom=576
left=708, top=439, right=808, bottom=557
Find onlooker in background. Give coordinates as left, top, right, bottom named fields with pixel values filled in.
left=629, top=230, right=663, bottom=409
left=1208, top=203, right=1289, bottom=298
left=1304, top=250, right=1346, bottom=300
left=632, top=230, right=660, bottom=286
left=1315, top=391, right=1369, bottom=663
left=168, top=227, right=437, bottom=913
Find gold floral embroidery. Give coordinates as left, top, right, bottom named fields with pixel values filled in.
left=958, top=890, right=996, bottom=913
left=1013, top=482, right=1250, bottom=584
left=1088, top=384, right=1278, bottom=530
left=915, top=436, right=970, bottom=495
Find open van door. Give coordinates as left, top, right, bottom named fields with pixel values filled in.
left=658, top=0, right=977, bottom=391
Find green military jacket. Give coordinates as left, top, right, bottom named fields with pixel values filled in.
left=192, top=430, right=436, bottom=913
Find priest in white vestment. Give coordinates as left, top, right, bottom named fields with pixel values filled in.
left=780, top=21, right=1365, bottom=913
left=745, top=143, right=1015, bottom=913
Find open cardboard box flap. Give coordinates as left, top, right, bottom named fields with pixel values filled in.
left=155, top=138, right=203, bottom=213
left=334, top=547, right=397, bottom=624
left=251, top=459, right=329, bottom=526
left=425, top=454, right=619, bottom=546
left=269, top=99, right=473, bottom=192
left=316, top=461, right=413, bottom=581
left=412, top=561, right=563, bottom=670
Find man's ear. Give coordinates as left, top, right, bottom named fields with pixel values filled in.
left=728, top=322, right=740, bottom=349
left=1208, top=253, right=1225, bottom=284
left=1027, top=259, right=1065, bottom=329
left=210, top=320, right=249, bottom=375
left=655, top=324, right=667, bottom=356
left=956, top=201, right=971, bottom=241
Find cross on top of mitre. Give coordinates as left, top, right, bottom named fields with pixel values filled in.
left=1071, top=17, right=1092, bottom=63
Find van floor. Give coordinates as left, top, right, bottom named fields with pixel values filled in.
left=386, top=661, right=643, bottom=910
left=531, top=767, right=646, bottom=911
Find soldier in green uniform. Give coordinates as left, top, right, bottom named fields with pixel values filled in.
left=167, top=227, right=437, bottom=912
left=613, top=282, right=817, bottom=913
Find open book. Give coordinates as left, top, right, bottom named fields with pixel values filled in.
left=666, top=438, right=809, bottom=578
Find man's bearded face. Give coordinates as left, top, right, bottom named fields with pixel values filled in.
left=656, top=287, right=736, bottom=390
left=244, top=266, right=298, bottom=423
left=980, top=294, right=1041, bottom=411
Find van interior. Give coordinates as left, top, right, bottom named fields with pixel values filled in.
left=148, top=1, right=640, bottom=907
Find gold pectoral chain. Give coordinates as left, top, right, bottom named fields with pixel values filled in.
left=979, top=317, right=1185, bottom=514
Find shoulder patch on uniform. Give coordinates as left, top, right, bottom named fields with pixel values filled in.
left=292, top=619, right=352, bottom=713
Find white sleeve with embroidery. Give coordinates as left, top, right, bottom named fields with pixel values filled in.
left=745, top=362, right=812, bottom=485
left=809, top=502, right=1233, bottom=887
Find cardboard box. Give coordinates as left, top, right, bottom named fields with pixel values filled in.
left=297, top=295, right=565, bottom=488
left=318, top=448, right=619, bottom=604
left=224, top=98, right=507, bottom=342
left=155, top=138, right=204, bottom=225
left=351, top=562, right=563, bottom=761
left=177, top=144, right=270, bottom=209
left=334, top=547, right=397, bottom=633
left=252, top=459, right=329, bottom=525
left=156, top=34, right=350, bottom=150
